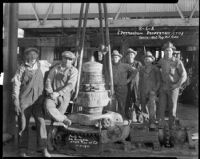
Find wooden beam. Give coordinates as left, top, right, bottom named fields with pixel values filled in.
left=189, top=0, right=199, bottom=20
left=19, top=18, right=199, bottom=28
left=18, top=11, right=199, bottom=20
left=175, top=4, right=185, bottom=20
left=114, top=3, right=124, bottom=20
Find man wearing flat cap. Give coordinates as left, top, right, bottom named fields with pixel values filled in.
left=44, top=51, right=78, bottom=127
left=112, top=50, right=137, bottom=120
left=125, top=48, right=142, bottom=120
left=12, top=47, right=51, bottom=157
left=137, top=51, right=161, bottom=126
left=158, top=41, right=187, bottom=128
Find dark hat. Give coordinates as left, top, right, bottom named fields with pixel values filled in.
left=127, top=48, right=137, bottom=56
left=62, top=51, right=76, bottom=59
left=24, top=47, right=39, bottom=55
left=112, top=50, right=122, bottom=58
left=143, top=51, right=155, bottom=61
left=162, top=41, right=176, bottom=50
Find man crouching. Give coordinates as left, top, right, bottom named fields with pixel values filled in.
left=44, top=51, right=78, bottom=127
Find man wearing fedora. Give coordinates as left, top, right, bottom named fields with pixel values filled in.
left=111, top=50, right=137, bottom=120
left=44, top=51, right=78, bottom=127
left=125, top=48, right=142, bottom=120
left=158, top=41, right=187, bottom=128
left=12, top=47, right=51, bottom=157
left=137, top=51, right=161, bottom=126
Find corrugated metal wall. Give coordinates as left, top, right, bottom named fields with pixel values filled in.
left=18, top=0, right=199, bottom=17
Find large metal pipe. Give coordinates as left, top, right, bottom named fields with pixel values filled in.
left=74, top=3, right=90, bottom=100
left=98, top=3, right=105, bottom=45
left=74, top=3, right=84, bottom=67
left=3, top=3, right=19, bottom=136
left=103, top=3, right=114, bottom=96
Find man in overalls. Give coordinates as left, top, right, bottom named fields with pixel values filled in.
left=125, top=48, right=142, bottom=120
left=158, top=42, right=187, bottom=128
left=44, top=51, right=78, bottom=126
left=112, top=50, right=137, bottom=120
left=12, top=48, right=50, bottom=157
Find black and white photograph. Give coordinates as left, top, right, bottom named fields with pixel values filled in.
left=2, top=2, right=199, bottom=158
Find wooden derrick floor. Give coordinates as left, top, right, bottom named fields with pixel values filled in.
left=3, top=103, right=198, bottom=157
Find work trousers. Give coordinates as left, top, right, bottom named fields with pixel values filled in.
left=147, top=101, right=157, bottom=123
left=18, top=103, right=47, bottom=150
left=44, top=95, right=70, bottom=122
left=114, top=85, right=128, bottom=119
left=158, top=87, right=179, bottom=124
left=125, top=86, right=136, bottom=119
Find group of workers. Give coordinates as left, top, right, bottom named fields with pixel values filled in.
left=110, top=42, right=187, bottom=129
left=11, top=41, right=187, bottom=157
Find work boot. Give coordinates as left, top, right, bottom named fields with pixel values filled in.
left=19, top=148, right=28, bottom=157
left=42, top=148, right=51, bottom=157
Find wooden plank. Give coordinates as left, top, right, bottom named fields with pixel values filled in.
left=19, top=18, right=199, bottom=29
left=18, top=11, right=199, bottom=20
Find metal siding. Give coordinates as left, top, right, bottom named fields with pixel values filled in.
left=18, top=2, right=199, bottom=16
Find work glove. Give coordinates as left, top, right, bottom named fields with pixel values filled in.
left=50, top=92, right=60, bottom=100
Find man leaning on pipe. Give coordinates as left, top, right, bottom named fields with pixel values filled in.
left=12, top=47, right=51, bottom=157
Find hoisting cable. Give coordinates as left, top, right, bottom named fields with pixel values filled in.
left=74, top=3, right=85, bottom=67
left=98, top=3, right=105, bottom=46
left=103, top=3, right=114, bottom=96
left=74, top=3, right=90, bottom=100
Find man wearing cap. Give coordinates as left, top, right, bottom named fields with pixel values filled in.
left=125, top=48, right=142, bottom=120
left=158, top=42, right=187, bottom=128
left=137, top=51, right=161, bottom=126
left=112, top=50, right=137, bottom=120
left=12, top=47, right=51, bottom=157
left=44, top=51, right=78, bottom=127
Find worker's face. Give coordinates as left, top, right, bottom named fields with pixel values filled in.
left=127, top=53, right=136, bottom=63
left=112, top=56, right=121, bottom=64
left=62, top=56, right=73, bottom=67
left=25, top=51, right=38, bottom=64
left=144, top=57, right=153, bottom=66
left=98, top=52, right=103, bottom=61
left=164, top=48, right=173, bottom=59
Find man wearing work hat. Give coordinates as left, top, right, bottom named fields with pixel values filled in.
left=44, top=51, right=78, bottom=127
left=158, top=41, right=187, bottom=129
left=137, top=51, right=161, bottom=126
left=12, top=47, right=51, bottom=157
left=125, top=48, right=142, bottom=120
left=112, top=50, right=137, bottom=120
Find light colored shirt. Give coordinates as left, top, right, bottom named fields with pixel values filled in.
left=45, top=63, right=78, bottom=97
left=112, top=62, right=137, bottom=86
left=158, top=57, right=187, bottom=89
left=11, top=61, right=39, bottom=101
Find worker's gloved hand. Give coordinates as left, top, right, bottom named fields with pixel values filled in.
left=13, top=99, right=21, bottom=115
left=50, top=92, right=60, bottom=100
left=63, top=117, right=72, bottom=127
